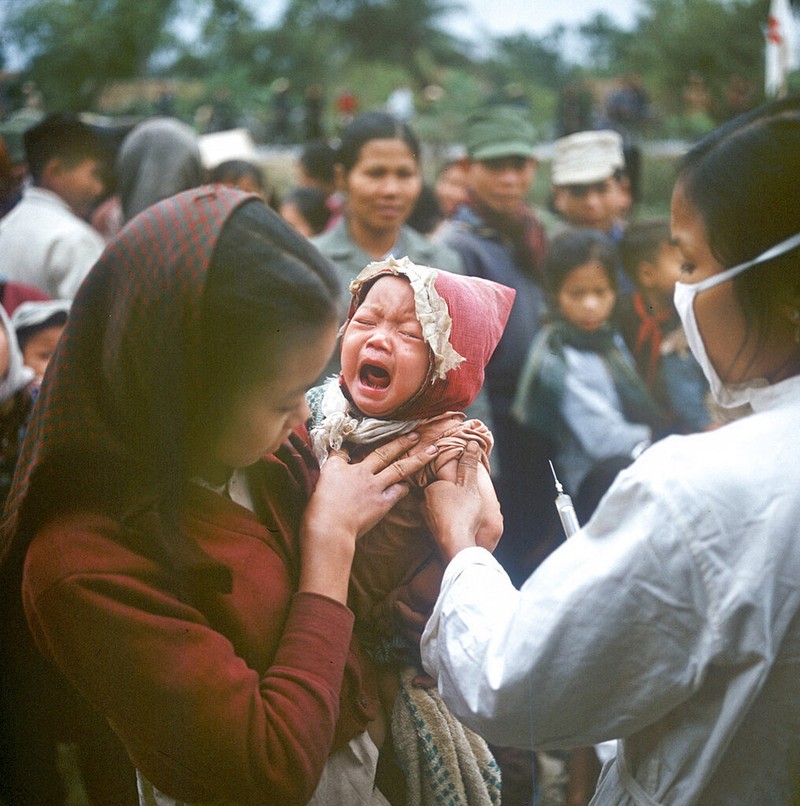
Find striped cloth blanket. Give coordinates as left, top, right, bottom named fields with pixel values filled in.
left=391, top=666, right=502, bottom=805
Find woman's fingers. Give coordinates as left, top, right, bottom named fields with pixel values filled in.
left=380, top=443, right=440, bottom=486
left=327, top=448, right=351, bottom=465
left=362, top=431, right=439, bottom=488
left=363, top=431, right=420, bottom=469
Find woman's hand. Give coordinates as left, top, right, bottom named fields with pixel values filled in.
left=299, top=432, right=439, bottom=602
left=423, top=440, right=486, bottom=563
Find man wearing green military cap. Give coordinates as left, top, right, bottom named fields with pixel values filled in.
left=437, top=104, right=557, bottom=583
left=436, top=100, right=563, bottom=806
left=461, top=104, right=539, bottom=162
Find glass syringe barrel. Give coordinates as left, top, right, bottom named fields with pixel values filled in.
left=555, top=491, right=580, bottom=538
left=549, top=460, right=581, bottom=538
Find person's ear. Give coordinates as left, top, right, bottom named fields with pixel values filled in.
left=552, top=187, right=567, bottom=215
left=638, top=261, right=657, bottom=289
left=333, top=163, right=347, bottom=193
left=39, top=156, right=64, bottom=188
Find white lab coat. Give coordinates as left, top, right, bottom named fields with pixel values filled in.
left=422, top=374, right=800, bottom=804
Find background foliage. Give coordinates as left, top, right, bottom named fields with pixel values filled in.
left=1, top=0, right=793, bottom=134
left=2, top=0, right=798, bottom=217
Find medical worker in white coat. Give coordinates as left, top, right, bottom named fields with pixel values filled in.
left=419, top=96, right=800, bottom=804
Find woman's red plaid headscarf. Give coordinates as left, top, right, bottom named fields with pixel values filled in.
left=1, top=185, right=253, bottom=565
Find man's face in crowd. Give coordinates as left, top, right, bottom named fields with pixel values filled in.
left=464, top=155, right=537, bottom=216
left=552, top=175, right=621, bottom=233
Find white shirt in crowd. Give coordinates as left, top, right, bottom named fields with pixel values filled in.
left=0, top=185, right=105, bottom=299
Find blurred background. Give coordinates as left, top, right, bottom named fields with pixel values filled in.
left=1, top=0, right=798, bottom=217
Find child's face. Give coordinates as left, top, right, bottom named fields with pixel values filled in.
left=22, top=324, right=65, bottom=383
left=48, top=157, right=105, bottom=220
left=557, top=261, right=616, bottom=332
left=641, top=241, right=684, bottom=304
left=435, top=162, right=469, bottom=217
left=340, top=276, right=430, bottom=417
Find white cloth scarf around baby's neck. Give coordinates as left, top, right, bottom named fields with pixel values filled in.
left=310, top=377, right=421, bottom=467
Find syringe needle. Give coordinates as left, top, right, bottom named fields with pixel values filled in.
left=549, top=459, right=564, bottom=493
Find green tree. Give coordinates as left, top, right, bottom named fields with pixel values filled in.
left=626, top=0, right=768, bottom=120
left=279, top=0, right=468, bottom=90
left=489, top=29, right=570, bottom=92
left=341, top=0, right=467, bottom=88
left=252, top=0, right=349, bottom=90
left=4, top=0, right=183, bottom=110
left=578, top=13, right=634, bottom=75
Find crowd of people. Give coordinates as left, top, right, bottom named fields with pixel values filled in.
left=0, top=90, right=798, bottom=806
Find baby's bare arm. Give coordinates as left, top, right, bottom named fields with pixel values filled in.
left=434, top=452, right=503, bottom=552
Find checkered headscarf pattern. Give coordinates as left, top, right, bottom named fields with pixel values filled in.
left=2, top=185, right=252, bottom=559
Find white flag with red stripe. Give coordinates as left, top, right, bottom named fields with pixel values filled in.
left=765, top=0, right=799, bottom=97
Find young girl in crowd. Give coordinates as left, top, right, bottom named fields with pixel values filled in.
left=0, top=186, right=446, bottom=805
left=307, top=256, right=511, bottom=803
left=616, top=218, right=716, bottom=433
left=422, top=96, right=800, bottom=805
left=512, top=227, right=664, bottom=501
left=12, top=298, right=70, bottom=385
left=433, top=159, right=469, bottom=221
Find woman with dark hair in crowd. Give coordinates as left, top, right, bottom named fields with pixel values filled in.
left=312, top=112, right=462, bottom=325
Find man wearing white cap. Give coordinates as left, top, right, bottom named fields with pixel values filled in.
left=550, top=129, right=628, bottom=241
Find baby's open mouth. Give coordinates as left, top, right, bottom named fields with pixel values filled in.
left=360, top=363, right=391, bottom=389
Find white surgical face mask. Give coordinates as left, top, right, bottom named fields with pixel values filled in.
left=673, top=230, right=800, bottom=408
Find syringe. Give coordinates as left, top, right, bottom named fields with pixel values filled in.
left=549, top=460, right=581, bottom=538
